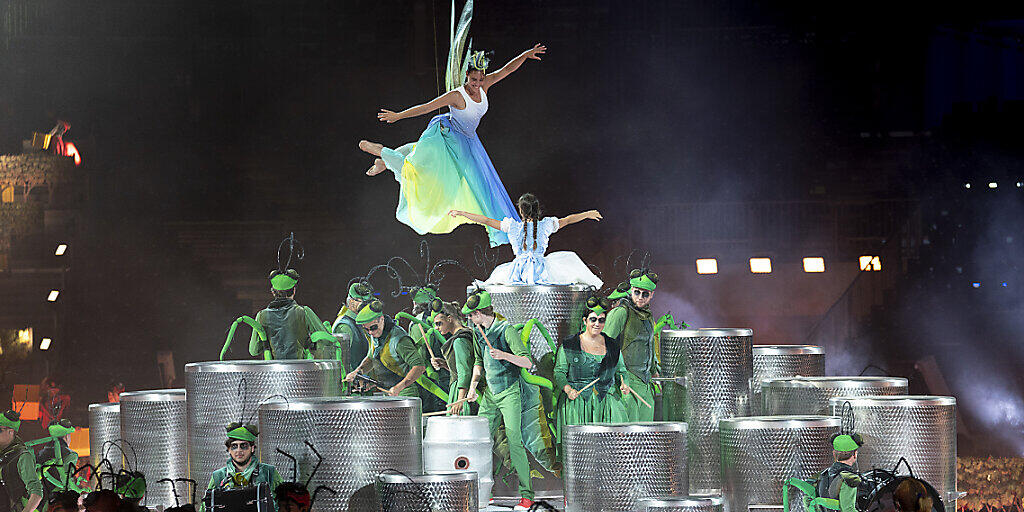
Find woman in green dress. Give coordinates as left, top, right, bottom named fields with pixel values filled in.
left=553, top=297, right=631, bottom=454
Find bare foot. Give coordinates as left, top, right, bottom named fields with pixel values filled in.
left=358, top=140, right=383, bottom=157
left=366, top=158, right=386, bottom=176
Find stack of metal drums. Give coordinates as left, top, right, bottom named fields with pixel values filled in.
left=762, top=376, right=908, bottom=415
left=475, top=284, right=590, bottom=361
left=661, top=328, right=753, bottom=494
left=184, top=360, right=343, bottom=489
left=634, top=496, right=724, bottom=512
left=830, top=396, right=958, bottom=512
left=563, top=422, right=689, bottom=512
left=119, top=389, right=188, bottom=509
left=88, top=402, right=121, bottom=471
left=422, top=416, right=492, bottom=508
left=719, top=416, right=840, bottom=512
left=375, top=472, right=478, bottom=512
left=751, top=346, right=825, bottom=415
left=259, top=396, right=422, bottom=512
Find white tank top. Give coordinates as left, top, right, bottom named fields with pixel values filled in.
left=449, top=85, right=488, bottom=134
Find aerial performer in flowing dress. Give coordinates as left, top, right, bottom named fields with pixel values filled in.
left=357, top=0, right=545, bottom=246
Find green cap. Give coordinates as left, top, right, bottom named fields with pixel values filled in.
left=833, top=434, right=860, bottom=451
left=461, top=290, right=492, bottom=315
left=348, top=282, right=374, bottom=302
left=119, top=473, right=147, bottom=499
left=586, top=296, right=611, bottom=316
left=48, top=421, right=75, bottom=438
left=412, top=285, right=438, bottom=305
left=356, top=300, right=385, bottom=324
left=226, top=423, right=258, bottom=443
left=607, top=281, right=630, bottom=300
left=270, top=269, right=299, bottom=291
left=629, top=272, right=658, bottom=291
left=0, top=410, right=21, bottom=431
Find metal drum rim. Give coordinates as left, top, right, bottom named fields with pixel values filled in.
left=261, top=396, right=419, bottom=411
left=764, top=376, right=908, bottom=388
left=565, top=421, right=687, bottom=434
left=636, top=496, right=724, bottom=507
left=469, top=284, right=592, bottom=294
left=376, top=471, right=477, bottom=484
left=753, top=345, right=824, bottom=355
left=119, top=389, right=186, bottom=402
left=184, top=360, right=341, bottom=373
left=89, top=402, right=121, bottom=411
left=663, top=328, right=754, bottom=338
left=828, top=395, right=956, bottom=407
left=719, top=415, right=841, bottom=430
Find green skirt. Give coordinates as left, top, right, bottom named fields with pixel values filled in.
left=554, top=387, right=628, bottom=458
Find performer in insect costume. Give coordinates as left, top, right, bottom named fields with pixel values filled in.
left=204, top=423, right=282, bottom=511
left=602, top=269, right=661, bottom=421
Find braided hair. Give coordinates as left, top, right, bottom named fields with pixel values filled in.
left=517, top=193, right=542, bottom=251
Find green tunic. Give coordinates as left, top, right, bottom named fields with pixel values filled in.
left=205, top=460, right=283, bottom=512
left=331, top=308, right=370, bottom=370
left=0, top=436, right=43, bottom=512
left=553, top=334, right=629, bottom=448
left=602, top=302, right=660, bottom=421
left=442, top=327, right=476, bottom=415
left=367, top=317, right=426, bottom=398
left=248, top=298, right=327, bottom=360
left=410, top=313, right=449, bottom=412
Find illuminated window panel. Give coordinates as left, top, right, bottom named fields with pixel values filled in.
left=695, top=258, right=718, bottom=275
left=859, top=256, right=882, bottom=271
left=47, top=290, right=60, bottom=302
left=40, top=338, right=52, bottom=350
left=55, top=244, right=68, bottom=256
left=749, top=258, right=772, bottom=274
left=803, top=257, right=826, bottom=273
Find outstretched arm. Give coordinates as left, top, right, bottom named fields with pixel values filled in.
left=449, top=209, right=502, bottom=230
left=557, top=210, right=602, bottom=230
left=483, top=44, right=546, bottom=91
left=379, top=90, right=461, bottom=123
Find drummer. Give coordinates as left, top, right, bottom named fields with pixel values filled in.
left=343, top=300, right=440, bottom=399
left=602, top=269, right=661, bottom=421
left=205, top=423, right=283, bottom=510
left=330, top=281, right=375, bottom=370
left=427, top=299, right=476, bottom=415
left=409, top=286, right=449, bottom=413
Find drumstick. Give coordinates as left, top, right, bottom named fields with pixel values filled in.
left=577, top=378, right=600, bottom=394
left=445, top=396, right=471, bottom=409
left=475, top=323, right=494, bottom=350
left=417, top=324, right=437, bottom=359
left=634, top=392, right=653, bottom=409
left=422, top=410, right=450, bottom=417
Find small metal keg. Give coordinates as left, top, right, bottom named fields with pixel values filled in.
left=634, top=496, right=724, bottom=512
left=423, top=416, right=493, bottom=508
left=376, top=472, right=478, bottom=512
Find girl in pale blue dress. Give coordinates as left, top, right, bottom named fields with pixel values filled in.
left=449, top=193, right=604, bottom=286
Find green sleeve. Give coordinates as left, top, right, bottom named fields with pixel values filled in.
left=249, top=311, right=265, bottom=357
left=419, top=342, right=439, bottom=380
left=18, top=451, right=42, bottom=496
left=303, top=307, right=327, bottom=333
left=602, top=306, right=627, bottom=339
left=553, top=347, right=569, bottom=391
left=838, top=478, right=859, bottom=512
left=269, top=466, right=283, bottom=494
left=651, top=327, right=661, bottom=375
left=207, top=469, right=221, bottom=490
left=473, top=333, right=483, bottom=362
left=506, top=325, right=530, bottom=358
left=395, top=336, right=426, bottom=368
left=616, top=352, right=627, bottom=377
left=454, top=336, right=475, bottom=390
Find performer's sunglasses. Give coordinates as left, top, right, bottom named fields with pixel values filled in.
left=586, top=316, right=606, bottom=324
left=633, top=289, right=651, bottom=299
left=365, top=323, right=381, bottom=333
left=228, top=442, right=252, bottom=451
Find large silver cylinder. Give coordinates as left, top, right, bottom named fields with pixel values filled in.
left=634, top=496, right=724, bottom=512
left=472, top=284, right=590, bottom=362
left=661, top=328, right=753, bottom=494
left=88, top=403, right=121, bottom=471
left=762, top=377, right=907, bottom=415
left=119, top=389, right=188, bottom=509
left=719, top=416, right=841, bottom=512
left=375, top=472, right=478, bottom=512
left=423, top=416, right=493, bottom=508
left=751, top=346, right=825, bottom=415
left=184, top=360, right=343, bottom=489
left=564, top=422, right=689, bottom=512
left=259, top=396, right=422, bottom=512
left=829, top=396, right=957, bottom=512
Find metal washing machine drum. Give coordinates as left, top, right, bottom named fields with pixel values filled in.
left=829, top=396, right=957, bottom=512
left=563, top=422, right=689, bottom=512
left=719, top=416, right=841, bottom=512
left=259, top=396, right=422, bottom=512
left=661, top=328, right=754, bottom=495
left=761, top=377, right=907, bottom=415
left=472, top=284, right=591, bottom=362
left=375, top=472, right=478, bottom=512
left=422, top=416, right=492, bottom=508
left=184, top=360, right=343, bottom=489
left=119, top=389, right=189, bottom=509
left=88, top=402, right=121, bottom=471
left=634, top=496, right=724, bottom=512
left=751, top=346, right=825, bottom=415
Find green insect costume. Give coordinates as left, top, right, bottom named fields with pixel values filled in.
left=33, top=421, right=88, bottom=498
left=204, top=424, right=282, bottom=512
left=409, top=289, right=449, bottom=413
left=356, top=304, right=430, bottom=399
left=440, top=325, right=476, bottom=416
left=601, top=272, right=660, bottom=421
left=0, top=412, right=43, bottom=512
left=465, top=292, right=557, bottom=501
left=553, top=334, right=628, bottom=454
left=330, top=282, right=374, bottom=371
left=248, top=269, right=330, bottom=360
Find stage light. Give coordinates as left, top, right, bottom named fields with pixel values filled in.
left=859, top=256, right=881, bottom=271
left=40, top=338, right=51, bottom=351
left=803, top=257, right=825, bottom=273
left=972, top=282, right=981, bottom=288
left=749, top=258, right=772, bottom=274
left=989, top=182, right=998, bottom=189
left=55, top=244, right=67, bottom=256
left=695, top=258, right=718, bottom=275
left=964, top=183, right=971, bottom=189
left=1017, top=182, right=1022, bottom=188
left=47, top=290, right=59, bottom=302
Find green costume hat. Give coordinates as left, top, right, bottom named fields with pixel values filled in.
left=586, top=296, right=611, bottom=316
left=48, top=419, right=75, bottom=438
left=832, top=433, right=862, bottom=452
left=226, top=422, right=258, bottom=443
left=607, top=281, right=630, bottom=301
left=0, top=410, right=20, bottom=431
left=628, top=269, right=659, bottom=291
left=348, top=281, right=374, bottom=302
left=356, top=300, right=385, bottom=324
left=269, top=269, right=300, bottom=291
left=117, top=472, right=147, bottom=499
left=461, top=290, right=492, bottom=315
left=411, top=285, right=439, bottom=305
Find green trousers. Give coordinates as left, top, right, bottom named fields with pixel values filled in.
left=477, top=384, right=533, bottom=499
left=622, top=371, right=656, bottom=421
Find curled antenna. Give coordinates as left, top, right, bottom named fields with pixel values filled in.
left=838, top=400, right=856, bottom=434
left=277, top=232, right=304, bottom=271
left=385, top=256, right=421, bottom=296
left=310, top=486, right=337, bottom=507
left=891, top=457, right=915, bottom=478
left=102, top=439, right=137, bottom=474
left=276, top=448, right=298, bottom=483
left=303, top=441, right=322, bottom=488
left=236, top=378, right=248, bottom=425
left=473, top=243, right=499, bottom=274
left=362, top=261, right=404, bottom=297
left=427, top=258, right=476, bottom=286
left=246, top=394, right=289, bottom=425
left=613, top=249, right=637, bottom=278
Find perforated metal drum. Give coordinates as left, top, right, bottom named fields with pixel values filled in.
left=423, top=416, right=493, bottom=508
left=762, top=377, right=907, bottom=415
left=661, top=328, right=753, bottom=494
left=259, top=396, right=422, bottom=511
left=719, top=416, right=840, bottom=512
left=635, top=496, right=724, bottom=512
left=376, top=472, right=478, bottom=512
left=184, top=360, right=343, bottom=490
left=89, top=403, right=121, bottom=471
left=564, top=422, right=689, bottom=512
left=829, top=396, right=957, bottom=512
left=751, top=346, right=825, bottom=415
left=119, top=389, right=188, bottom=509
left=473, top=284, right=591, bottom=361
